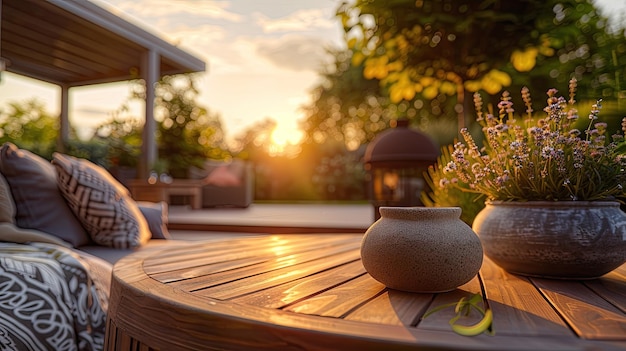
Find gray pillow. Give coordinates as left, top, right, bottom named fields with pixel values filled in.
left=136, top=201, right=171, bottom=240
left=0, top=143, right=90, bottom=247
left=52, top=153, right=151, bottom=249
left=0, top=170, right=16, bottom=223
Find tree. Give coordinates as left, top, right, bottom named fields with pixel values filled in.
left=338, top=0, right=626, bottom=128
left=154, top=75, right=226, bottom=177
left=300, top=47, right=460, bottom=150
left=231, top=118, right=277, bottom=161
left=312, top=142, right=367, bottom=201
left=129, top=75, right=229, bottom=178
left=300, top=49, right=394, bottom=150
left=232, top=119, right=300, bottom=200
left=93, top=75, right=230, bottom=178
left=93, top=115, right=143, bottom=169
left=0, top=99, right=59, bottom=158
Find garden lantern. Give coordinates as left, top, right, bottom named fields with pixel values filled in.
left=364, top=119, right=439, bottom=221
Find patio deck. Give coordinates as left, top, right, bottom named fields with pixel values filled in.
left=167, top=203, right=374, bottom=235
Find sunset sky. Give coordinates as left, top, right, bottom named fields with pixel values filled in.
left=0, top=0, right=623, bottom=148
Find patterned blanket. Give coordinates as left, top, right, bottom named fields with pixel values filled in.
left=0, top=242, right=109, bottom=351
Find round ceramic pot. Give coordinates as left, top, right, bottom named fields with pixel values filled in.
left=473, top=201, right=626, bottom=279
left=361, top=206, right=483, bottom=293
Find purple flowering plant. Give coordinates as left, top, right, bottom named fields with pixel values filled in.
left=441, top=78, right=626, bottom=202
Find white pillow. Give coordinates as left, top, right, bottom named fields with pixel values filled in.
left=52, top=153, right=150, bottom=249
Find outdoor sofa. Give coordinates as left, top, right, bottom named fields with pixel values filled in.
left=0, top=142, right=175, bottom=351
left=189, top=159, right=254, bottom=208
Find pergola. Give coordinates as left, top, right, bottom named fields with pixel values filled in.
left=0, top=0, right=206, bottom=177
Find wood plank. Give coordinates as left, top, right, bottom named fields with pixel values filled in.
left=3, top=3, right=140, bottom=85
left=107, top=235, right=626, bottom=351
left=284, top=274, right=387, bottom=317
left=168, top=242, right=360, bottom=292
left=232, top=260, right=367, bottom=309
left=110, top=260, right=427, bottom=350
left=2, top=40, right=91, bottom=76
left=167, top=222, right=367, bottom=234
left=109, top=273, right=618, bottom=351
left=7, top=1, right=141, bottom=61
left=144, top=239, right=291, bottom=274
left=194, top=249, right=362, bottom=299
left=144, top=235, right=358, bottom=272
left=2, top=20, right=115, bottom=73
left=138, top=343, right=154, bottom=351
left=584, top=266, right=626, bottom=314
left=480, top=257, right=571, bottom=336
left=345, top=289, right=433, bottom=326
left=145, top=239, right=347, bottom=278
left=416, top=276, right=484, bottom=332
left=143, top=235, right=298, bottom=264
left=154, top=255, right=271, bottom=284
left=533, top=278, right=626, bottom=339
left=614, top=264, right=626, bottom=276
left=103, top=318, right=115, bottom=351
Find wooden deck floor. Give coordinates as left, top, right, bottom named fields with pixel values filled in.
left=167, top=203, right=374, bottom=234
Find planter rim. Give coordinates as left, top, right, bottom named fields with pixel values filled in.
left=379, top=206, right=461, bottom=212
left=379, top=206, right=462, bottom=219
left=485, top=200, right=620, bottom=207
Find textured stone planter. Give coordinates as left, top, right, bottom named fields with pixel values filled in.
left=361, top=207, right=483, bottom=293
left=473, top=201, right=626, bottom=279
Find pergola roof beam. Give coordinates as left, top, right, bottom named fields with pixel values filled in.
left=1, top=0, right=206, bottom=178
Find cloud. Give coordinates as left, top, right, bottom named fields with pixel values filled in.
left=75, top=107, right=111, bottom=116
left=85, top=0, right=345, bottom=143
left=254, top=8, right=334, bottom=33
left=165, top=24, right=226, bottom=58
left=101, top=0, right=242, bottom=22
left=255, top=34, right=335, bottom=72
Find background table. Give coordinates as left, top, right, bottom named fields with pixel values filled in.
left=128, top=179, right=203, bottom=209
left=105, top=234, right=626, bottom=351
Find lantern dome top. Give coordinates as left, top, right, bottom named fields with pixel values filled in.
left=364, top=119, right=439, bottom=168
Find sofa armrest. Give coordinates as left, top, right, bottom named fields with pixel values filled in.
left=201, top=163, right=254, bottom=208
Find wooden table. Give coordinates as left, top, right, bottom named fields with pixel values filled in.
left=105, top=234, right=626, bottom=351
left=128, top=179, right=203, bottom=209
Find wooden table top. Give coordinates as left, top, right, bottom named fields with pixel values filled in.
left=105, top=234, right=626, bottom=351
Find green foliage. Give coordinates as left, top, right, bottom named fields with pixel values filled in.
left=0, top=75, right=230, bottom=186
left=338, top=0, right=626, bottom=127
left=157, top=76, right=229, bottom=177
left=88, top=75, right=230, bottom=178
left=232, top=118, right=369, bottom=201
left=126, top=75, right=230, bottom=178
left=0, top=99, right=58, bottom=158
left=300, top=48, right=459, bottom=150
left=93, top=117, right=143, bottom=168
left=300, top=49, right=394, bottom=149
left=440, top=79, right=626, bottom=202
left=231, top=118, right=277, bottom=160
left=422, top=144, right=485, bottom=225
left=0, top=99, right=112, bottom=167
left=304, top=0, right=626, bottom=152
left=64, top=139, right=110, bottom=166
left=312, top=146, right=367, bottom=201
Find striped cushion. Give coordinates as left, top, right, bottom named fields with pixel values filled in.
left=52, top=153, right=150, bottom=249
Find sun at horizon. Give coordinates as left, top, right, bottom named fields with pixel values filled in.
left=267, top=125, right=303, bottom=157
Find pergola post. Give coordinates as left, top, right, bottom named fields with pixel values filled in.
left=57, top=84, right=70, bottom=152
left=1, top=0, right=205, bottom=176
left=140, top=49, right=159, bottom=179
